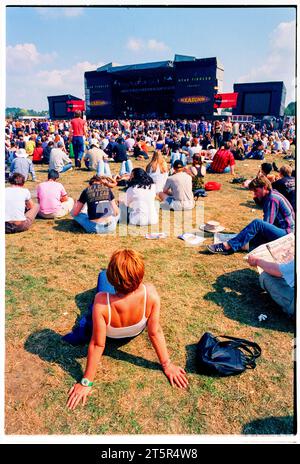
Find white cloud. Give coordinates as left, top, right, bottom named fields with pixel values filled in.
left=6, top=60, right=103, bottom=110
left=6, top=43, right=57, bottom=71
left=147, top=39, right=169, bottom=52
left=270, top=20, right=296, bottom=50
left=37, top=61, right=102, bottom=90
left=126, top=37, right=170, bottom=54
left=127, top=38, right=144, bottom=52
left=237, top=20, right=296, bottom=103
left=35, top=7, right=84, bottom=18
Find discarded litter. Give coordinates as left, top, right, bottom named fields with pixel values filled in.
left=145, top=232, right=168, bottom=240
left=178, top=233, right=206, bottom=245
left=258, top=314, right=267, bottom=321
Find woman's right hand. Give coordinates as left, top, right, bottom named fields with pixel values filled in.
left=67, top=383, right=93, bottom=410
left=163, top=363, right=189, bottom=389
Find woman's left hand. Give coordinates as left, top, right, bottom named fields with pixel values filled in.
left=164, top=363, right=189, bottom=389
left=67, top=383, right=93, bottom=410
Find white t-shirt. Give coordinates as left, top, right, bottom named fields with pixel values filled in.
left=282, top=140, right=290, bottom=152
left=148, top=167, right=168, bottom=193
left=126, top=184, right=158, bottom=226
left=5, top=186, right=31, bottom=221
left=49, top=148, right=71, bottom=172
left=187, top=146, right=202, bottom=162
left=164, top=172, right=195, bottom=210
left=125, top=138, right=135, bottom=151
left=101, top=138, right=109, bottom=150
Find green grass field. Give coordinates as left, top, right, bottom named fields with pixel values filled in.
left=5, top=151, right=295, bottom=435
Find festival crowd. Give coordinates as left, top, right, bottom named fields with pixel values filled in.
left=5, top=112, right=295, bottom=409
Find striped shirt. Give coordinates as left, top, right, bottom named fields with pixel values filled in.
left=263, top=189, right=295, bottom=233
left=211, top=148, right=235, bottom=173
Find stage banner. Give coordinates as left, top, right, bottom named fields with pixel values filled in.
left=214, top=92, right=238, bottom=109
left=66, top=100, right=85, bottom=112
left=85, top=71, right=113, bottom=118
left=174, top=61, right=216, bottom=116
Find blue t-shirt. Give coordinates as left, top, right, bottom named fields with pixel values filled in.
left=279, top=260, right=294, bottom=288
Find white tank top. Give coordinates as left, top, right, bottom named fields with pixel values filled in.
left=106, top=285, right=148, bottom=339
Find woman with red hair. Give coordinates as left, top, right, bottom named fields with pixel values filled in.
left=67, top=248, right=188, bottom=410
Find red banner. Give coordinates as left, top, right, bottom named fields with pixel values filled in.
left=66, top=100, right=85, bottom=112
left=214, top=92, right=238, bottom=109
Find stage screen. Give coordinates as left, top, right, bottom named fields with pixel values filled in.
left=174, top=61, right=215, bottom=116
left=243, top=92, right=271, bottom=114
left=85, top=72, right=113, bottom=118
left=53, top=101, right=67, bottom=118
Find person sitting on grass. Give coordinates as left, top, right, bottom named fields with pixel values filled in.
left=185, top=153, right=206, bottom=195
left=9, top=148, right=37, bottom=182
left=49, top=141, right=73, bottom=173
left=231, top=139, right=245, bottom=160
left=158, top=160, right=195, bottom=211
left=146, top=150, right=169, bottom=194
left=207, top=176, right=295, bottom=254
left=245, top=140, right=265, bottom=160
left=37, top=169, right=74, bottom=219
left=112, top=137, right=128, bottom=163
left=258, top=162, right=279, bottom=184
left=32, top=141, right=44, bottom=164
left=247, top=255, right=294, bottom=317
left=5, top=173, right=39, bottom=234
left=272, top=165, right=295, bottom=212
left=66, top=248, right=188, bottom=410
left=120, top=168, right=158, bottom=226
left=170, top=143, right=187, bottom=167
left=207, top=141, right=235, bottom=174
left=83, top=141, right=106, bottom=171
left=42, top=140, right=54, bottom=165
left=133, top=136, right=149, bottom=160
left=72, top=174, right=119, bottom=234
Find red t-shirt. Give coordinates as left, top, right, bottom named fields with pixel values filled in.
left=211, top=149, right=235, bottom=173
left=32, top=147, right=43, bottom=162
left=71, top=118, right=86, bottom=136
left=140, top=141, right=148, bottom=153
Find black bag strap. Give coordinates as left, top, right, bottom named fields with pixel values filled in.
left=218, top=335, right=262, bottom=367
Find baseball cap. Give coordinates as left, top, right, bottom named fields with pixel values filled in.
left=173, top=160, right=184, bottom=169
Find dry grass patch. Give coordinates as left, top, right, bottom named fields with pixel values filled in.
left=5, top=152, right=295, bottom=435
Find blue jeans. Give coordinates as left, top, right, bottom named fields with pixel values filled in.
left=72, top=136, right=84, bottom=166
left=96, top=160, right=112, bottom=176
left=206, top=163, right=230, bottom=174
left=119, top=159, right=133, bottom=176
left=73, top=212, right=119, bottom=234
left=228, top=219, right=287, bottom=251
left=60, top=163, right=73, bottom=173
left=245, top=150, right=264, bottom=160
left=170, top=152, right=187, bottom=166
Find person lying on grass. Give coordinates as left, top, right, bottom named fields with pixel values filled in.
left=67, top=248, right=188, bottom=410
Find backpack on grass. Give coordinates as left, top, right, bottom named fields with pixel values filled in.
left=196, top=332, right=261, bottom=376
left=204, top=181, right=221, bottom=191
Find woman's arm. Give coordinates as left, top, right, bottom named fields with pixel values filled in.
left=67, top=297, right=107, bottom=410
left=110, top=199, right=120, bottom=217
left=72, top=200, right=84, bottom=217
left=147, top=287, right=188, bottom=389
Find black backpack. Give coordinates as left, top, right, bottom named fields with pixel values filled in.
left=196, top=332, right=261, bottom=376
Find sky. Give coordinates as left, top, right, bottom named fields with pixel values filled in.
left=5, top=5, right=296, bottom=111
